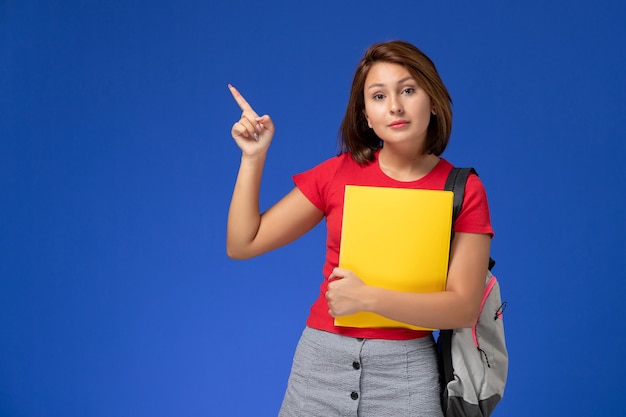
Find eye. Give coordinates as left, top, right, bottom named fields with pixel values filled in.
left=372, top=93, right=385, bottom=101
left=402, top=87, right=415, bottom=95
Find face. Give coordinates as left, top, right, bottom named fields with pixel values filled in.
left=363, top=62, right=433, bottom=150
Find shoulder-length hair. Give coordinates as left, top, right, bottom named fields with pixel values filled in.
left=339, top=40, right=453, bottom=165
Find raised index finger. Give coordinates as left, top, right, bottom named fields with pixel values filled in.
left=228, top=84, right=258, bottom=116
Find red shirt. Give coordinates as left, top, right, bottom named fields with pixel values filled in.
left=293, top=151, right=494, bottom=340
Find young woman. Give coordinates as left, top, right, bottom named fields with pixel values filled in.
left=227, top=40, right=493, bottom=417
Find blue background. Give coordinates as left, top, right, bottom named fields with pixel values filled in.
left=2, top=1, right=625, bottom=416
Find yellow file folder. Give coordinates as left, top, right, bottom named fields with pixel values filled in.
left=334, top=185, right=454, bottom=330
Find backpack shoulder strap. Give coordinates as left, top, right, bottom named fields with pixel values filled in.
left=444, top=167, right=477, bottom=223
left=439, top=167, right=479, bottom=386
left=444, top=167, right=495, bottom=271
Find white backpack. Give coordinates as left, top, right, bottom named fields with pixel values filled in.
left=438, top=168, right=509, bottom=417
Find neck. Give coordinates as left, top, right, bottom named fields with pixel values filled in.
left=378, top=145, right=439, bottom=182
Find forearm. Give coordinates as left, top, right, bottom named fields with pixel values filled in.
left=327, top=234, right=490, bottom=329
left=226, top=153, right=267, bottom=259
left=364, top=233, right=490, bottom=329
left=362, top=286, right=481, bottom=329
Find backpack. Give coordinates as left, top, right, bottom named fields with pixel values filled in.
left=438, top=167, right=508, bottom=417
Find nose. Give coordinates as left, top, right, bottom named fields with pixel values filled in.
left=389, top=95, right=403, bottom=114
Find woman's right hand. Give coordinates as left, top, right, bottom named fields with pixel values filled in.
left=228, top=84, right=275, bottom=157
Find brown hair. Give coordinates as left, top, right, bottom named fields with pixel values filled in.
left=339, top=40, right=453, bottom=164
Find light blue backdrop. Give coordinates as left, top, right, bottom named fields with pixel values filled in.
left=2, top=1, right=625, bottom=416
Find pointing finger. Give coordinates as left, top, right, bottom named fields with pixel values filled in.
left=228, top=84, right=259, bottom=117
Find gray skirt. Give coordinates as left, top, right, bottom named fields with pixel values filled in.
left=279, top=327, right=443, bottom=417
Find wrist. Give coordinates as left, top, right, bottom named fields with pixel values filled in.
left=360, top=285, right=378, bottom=313
left=240, top=152, right=267, bottom=165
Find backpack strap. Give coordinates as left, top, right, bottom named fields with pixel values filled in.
left=444, top=167, right=495, bottom=271
left=439, top=167, right=479, bottom=388
left=444, top=167, right=477, bottom=228
left=439, top=167, right=497, bottom=392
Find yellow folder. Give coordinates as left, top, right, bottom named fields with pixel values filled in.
left=334, top=185, right=454, bottom=330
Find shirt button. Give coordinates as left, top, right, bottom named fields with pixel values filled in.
left=352, top=361, right=360, bottom=370
left=351, top=391, right=359, bottom=400
left=356, top=338, right=364, bottom=342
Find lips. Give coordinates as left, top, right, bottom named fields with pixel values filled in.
left=389, top=119, right=409, bottom=128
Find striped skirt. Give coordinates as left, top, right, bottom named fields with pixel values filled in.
left=279, top=327, right=443, bottom=417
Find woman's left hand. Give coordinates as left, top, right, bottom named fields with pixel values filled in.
left=326, top=267, right=369, bottom=317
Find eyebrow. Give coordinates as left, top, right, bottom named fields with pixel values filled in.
left=367, top=76, right=415, bottom=90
